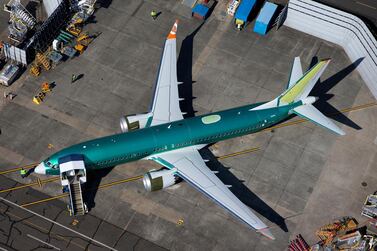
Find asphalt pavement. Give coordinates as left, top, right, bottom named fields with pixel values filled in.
left=315, top=0, right=377, bottom=27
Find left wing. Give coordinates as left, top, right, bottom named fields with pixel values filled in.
left=149, top=20, right=184, bottom=127
left=149, top=147, right=275, bottom=239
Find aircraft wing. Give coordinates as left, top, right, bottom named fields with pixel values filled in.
left=149, top=20, right=184, bottom=127
left=149, top=146, right=275, bottom=240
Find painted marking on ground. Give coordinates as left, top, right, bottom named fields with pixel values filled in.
left=27, top=234, right=61, bottom=250
left=355, top=1, right=377, bottom=9
left=0, top=196, right=117, bottom=251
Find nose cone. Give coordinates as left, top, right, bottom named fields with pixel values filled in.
left=34, top=163, right=46, bottom=175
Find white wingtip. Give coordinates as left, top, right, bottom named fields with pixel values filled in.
left=257, top=228, right=275, bottom=240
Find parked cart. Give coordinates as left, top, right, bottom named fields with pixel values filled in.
left=362, top=194, right=377, bottom=219
left=0, top=64, right=20, bottom=86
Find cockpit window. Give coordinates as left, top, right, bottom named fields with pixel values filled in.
left=46, top=161, right=52, bottom=167
left=52, top=164, right=58, bottom=169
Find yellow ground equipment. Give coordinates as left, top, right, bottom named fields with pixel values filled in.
left=66, top=18, right=83, bottom=37
left=29, top=64, right=41, bottom=76
left=32, top=92, right=45, bottom=105
left=316, top=217, right=358, bottom=246
left=41, top=82, right=51, bottom=93
left=74, top=43, right=85, bottom=54
left=33, top=82, right=53, bottom=104
left=74, top=32, right=96, bottom=54
left=36, top=52, right=51, bottom=71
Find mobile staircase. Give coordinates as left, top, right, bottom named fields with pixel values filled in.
left=59, top=154, right=88, bottom=216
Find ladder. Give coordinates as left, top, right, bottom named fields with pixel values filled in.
left=59, top=154, right=88, bottom=216
left=36, top=52, right=51, bottom=71
left=68, top=179, right=86, bottom=216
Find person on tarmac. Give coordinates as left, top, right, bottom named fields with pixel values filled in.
left=20, top=168, right=27, bottom=178
left=151, top=10, right=158, bottom=20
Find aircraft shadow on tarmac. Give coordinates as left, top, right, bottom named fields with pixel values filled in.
left=177, top=22, right=288, bottom=232
left=177, top=22, right=205, bottom=118
left=200, top=148, right=289, bottom=232
left=83, top=167, right=114, bottom=211
left=310, top=56, right=364, bottom=130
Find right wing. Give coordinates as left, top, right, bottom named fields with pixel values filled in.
left=149, top=146, right=275, bottom=240
left=287, top=56, right=303, bottom=89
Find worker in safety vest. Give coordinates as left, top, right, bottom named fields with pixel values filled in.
left=151, top=10, right=158, bottom=20
left=235, top=19, right=244, bottom=31
left=20, top=168, right=27, bottom=178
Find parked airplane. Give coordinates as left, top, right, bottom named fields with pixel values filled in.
left=35, top=20, right=345, bottom=239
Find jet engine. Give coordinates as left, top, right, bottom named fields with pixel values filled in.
left=142, top=169, right=180, bottom=192
left=120, top=112, right=153, bottom=132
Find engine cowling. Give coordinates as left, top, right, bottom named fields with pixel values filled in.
left=120, top=112, right=153, bottom=132
left=142, top=169, right=180, bottom=192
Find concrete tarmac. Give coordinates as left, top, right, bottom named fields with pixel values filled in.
left=0, top=0, right=376, bottom=250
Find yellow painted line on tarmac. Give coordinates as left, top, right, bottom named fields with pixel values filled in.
left=97, top=175, right=143, bottom=189
left=21, top=175, right=144, bottom=207
left=21, top=194, right=68, bottom=207
left=0, top=177, right=59, bottom=194
left=217, top=147, right=260, bottom=160
left=0, top=163, right=38, bottom=175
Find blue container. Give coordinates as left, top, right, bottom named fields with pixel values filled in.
left=234, top=0, right=257, bottom=22
left=253, top=2, right=278, bottom=35
left=192, top=4, right=210, bottom=20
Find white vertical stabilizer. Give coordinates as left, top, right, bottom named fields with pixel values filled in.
left=287, top=57, right=303, bottom=89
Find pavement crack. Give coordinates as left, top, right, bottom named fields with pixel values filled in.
left=132, top=237, right=142, bottom=251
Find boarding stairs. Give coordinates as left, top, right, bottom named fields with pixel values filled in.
left=59, top=154, right=88, bottom=216
left=68, top=176, right=86, bottom=215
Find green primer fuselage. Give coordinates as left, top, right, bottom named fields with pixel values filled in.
left=44, top=101, right=301, bottom=175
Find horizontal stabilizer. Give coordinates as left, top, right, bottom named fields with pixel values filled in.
left=293, top=104, right=345, bottom=135
left=287, top=57, right=303, bottom=89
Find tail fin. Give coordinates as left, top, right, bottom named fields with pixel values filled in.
left=286, top=57, right=303, bottom=90
left=293, top=104, right=345, bottom=135
left=279, top=59, right=331, bottom=105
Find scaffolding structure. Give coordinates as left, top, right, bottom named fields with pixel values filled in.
left=4, top=0, right=37, bottom=43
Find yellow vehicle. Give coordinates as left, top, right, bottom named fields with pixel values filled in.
left=74, top=32, right=96, bottom=54
left=32, top=92, right=45, bottom=105
left=66, top=18, right=83, bottom=37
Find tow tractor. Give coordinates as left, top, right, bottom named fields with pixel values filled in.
left=59, top=154, right=88, bottom=216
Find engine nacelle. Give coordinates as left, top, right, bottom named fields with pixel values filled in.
left=120, top=112, right=153, bottom=132
left=142, top=169, right=179, bottom=192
